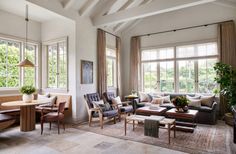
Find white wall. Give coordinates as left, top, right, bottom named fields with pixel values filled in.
left=41, top=18, right=77, bottom=121
left=121, top=3, right=236, bottom=96
left=75, top=17, right=97, bottom=122
left=0, top=10, right=41, bottom=95
left=0, top=10, right=41, bottom=42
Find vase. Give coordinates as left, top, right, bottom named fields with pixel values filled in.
left=175, top=106, right=188, bottom=113
left=22, top=94, right=33, bottom=103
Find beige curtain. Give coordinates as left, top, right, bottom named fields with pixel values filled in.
left=116, top=37, right=122, bottom=97
left=130, top=36, right=141, bottom=92
left=97, top=29, right=107, bottom=97
left=218, top=21, right=236, bottom=116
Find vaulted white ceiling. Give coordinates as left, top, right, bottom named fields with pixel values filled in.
left=59, top=0, right=236, bottom=33
left=0, top=0, right=236, bottom=33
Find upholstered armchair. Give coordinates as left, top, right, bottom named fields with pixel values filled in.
left=84, top=93, right=120, bottom=129
left=103, top=92, right=133, bottom=115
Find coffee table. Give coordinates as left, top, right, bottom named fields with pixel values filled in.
left=165, top=108, right=198, bottom=133
left=125, top=115, right=176, bottom=144
left=136, top=106, right=167, bottom=116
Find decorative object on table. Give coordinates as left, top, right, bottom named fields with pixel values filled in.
left=214, top=62, right=236, bottom=143
left=131, top=89, right=137, bottom=95
left=81, top=60, right=93, bottom=84
left=19, top=85, right=36, bottom=102
left=172, top=96, right=189, bottom=113
left=18, top=5, right=34, bottom=67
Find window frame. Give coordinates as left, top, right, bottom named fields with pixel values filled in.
left=43, top=37, right=68, bottom=91
left=0, top=34, right=39, bottom=90
left=140, top=39, right=219, bottom=93
left=106, top=47, right=117, bottom=88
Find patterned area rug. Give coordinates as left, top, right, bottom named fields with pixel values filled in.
left=73, top=118, right=232, bottom=154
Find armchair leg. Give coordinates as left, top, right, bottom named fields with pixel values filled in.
left=49, top=122, right=51, bottom=130
left=114, top=117, right=116, bottom=124
left=41, top=120, right=43, bottom=135
left=99, top=115, right=103, bottom=129
left=89, top=114, right=92, bottom=127
left=58, top=120, right=60, bottom=134
left=63, top=120, right=65, bottom=131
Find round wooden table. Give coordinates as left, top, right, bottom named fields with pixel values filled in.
left=1, top=99, right=51, bottom=132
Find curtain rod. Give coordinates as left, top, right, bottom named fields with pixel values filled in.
left=98, top=28, right=119, bottom=38
left=134, top=20, right=233, bottom=38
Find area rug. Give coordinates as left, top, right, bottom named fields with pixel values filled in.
left=73, top=118, right=232, bottom=154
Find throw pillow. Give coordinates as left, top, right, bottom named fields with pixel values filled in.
left=155, top=95, right=171, bottom=103
left=187, top=95, right=201, bottom=100
left=92, top=100, right=105, bottom=108
left=188, top=99, right=201, bottom=108
left=111, top=96, right=122, bottom=105
left=201, top=95, right=215, bottom=107
left=39, top=96, right=57, bottom=107
left=139, top=92, right=151, bottom=102
left=151, top=98, right=164, bottom=105
left=37, top=94, right=50, bottom=100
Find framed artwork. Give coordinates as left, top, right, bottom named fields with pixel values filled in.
left=81, top=60, right=93, bottom=84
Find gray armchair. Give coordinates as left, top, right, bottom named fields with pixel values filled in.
left=103, top=92, right=133, bottom=115
left=84, top=93, right=120, bottom=129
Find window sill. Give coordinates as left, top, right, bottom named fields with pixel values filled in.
left=42, top=88, right=69, bottom=94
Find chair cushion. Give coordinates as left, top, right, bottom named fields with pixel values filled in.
left=0, top=109, right=20, bottom=114
left=112, top=96, right=122, bottom=105
left=201, top=95, right=215, bottom=107
left=103, top=110, right=118, bottom=117
left=42, top=112, right=64, bottom=121
left=190, top=106, right=213, bottom=112
left=160, top=103, right=175, bottom=109
left=120, top=106, right=133, bottom=113
left=139, top=92, right=152, bottom=102
left=86, top=93, right=100, bottom=108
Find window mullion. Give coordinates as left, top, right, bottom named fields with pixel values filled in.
left=57, top=43, right=59, bottom=88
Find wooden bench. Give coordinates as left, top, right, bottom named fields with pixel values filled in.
left=0, top=113, right=15, bottom=131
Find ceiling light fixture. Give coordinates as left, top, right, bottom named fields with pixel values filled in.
left=18, top=5, right=34, bottom=67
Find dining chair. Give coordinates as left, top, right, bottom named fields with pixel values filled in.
left=40, top=102, right=66, bottom=135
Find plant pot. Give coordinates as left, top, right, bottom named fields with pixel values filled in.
left=22, top=94, right=33, bottom=103
left=225, top=112, right=234, bottom=126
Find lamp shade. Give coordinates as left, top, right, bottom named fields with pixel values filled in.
left=18, top=59, right=34, bottom=67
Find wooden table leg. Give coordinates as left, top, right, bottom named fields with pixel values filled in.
left=174, top=121, right=176, bottom=138
left=125, top=118, right=127, bottom=136
left=20, top=105, right=35, bottom=132
left=168, top=124, right=170, bottom=144
left=133, top=120, right=135, bottom=131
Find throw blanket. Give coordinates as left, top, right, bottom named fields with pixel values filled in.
left=144, top=119, right=159, bottom=138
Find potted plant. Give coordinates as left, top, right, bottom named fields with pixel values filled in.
left=172, top=96, right=189, bottom=112
left=214, top=62, right=236, bottom=143
left=19, top=85, right=36, bottom=103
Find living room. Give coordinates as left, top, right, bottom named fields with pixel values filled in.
left=0, top=0, right=236, bottom=154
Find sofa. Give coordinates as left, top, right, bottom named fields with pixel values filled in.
left=135, top=93, right=218, bottom=125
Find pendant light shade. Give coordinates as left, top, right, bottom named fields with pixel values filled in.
left=18, top=4, right=34, bottom=68
left=18, top=59, right=34, bottom=67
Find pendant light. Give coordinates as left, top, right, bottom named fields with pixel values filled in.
left=18, top=5, right=34, bottom=67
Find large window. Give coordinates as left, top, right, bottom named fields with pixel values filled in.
left=0, top=37, right=38, bottom=88
left=106, top=48, right=117, bottom=87
left=47, top=39, right=67, bottom=89
left=141, top=42, right=218, bottom=93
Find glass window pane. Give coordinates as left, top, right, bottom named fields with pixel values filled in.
left=107, top=58, right=113, bottom=87
left=142, top=62, right=158, bottom=92
left=141, top=49, right=158, bottom=61
left=178, top=60, right=195, bottom=93
left=24, top=44, right=36, bottom=86
left=198, top=58, right=218, bottom=93
left=158, top=48, right=174, bottom=59
left=160, top=61, right=174, bottom=92
left=48, top=44, right=57, bottom=88
left=58, top=42, right=67, bottom=89
left=176, top=45, right=195, bottom=58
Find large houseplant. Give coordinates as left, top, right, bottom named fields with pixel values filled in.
left=214, top=62, right=236, bottom=143
left=19, top=85, right=36, bottom=102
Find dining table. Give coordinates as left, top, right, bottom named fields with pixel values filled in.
left=1, top=99, right=51, bottom=132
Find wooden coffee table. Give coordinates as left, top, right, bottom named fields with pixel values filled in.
left=136, top=106, right=167, bottom=116
left=165, top=108, right=198, bottom=133
left=125, top=115, right=176, bottom=144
